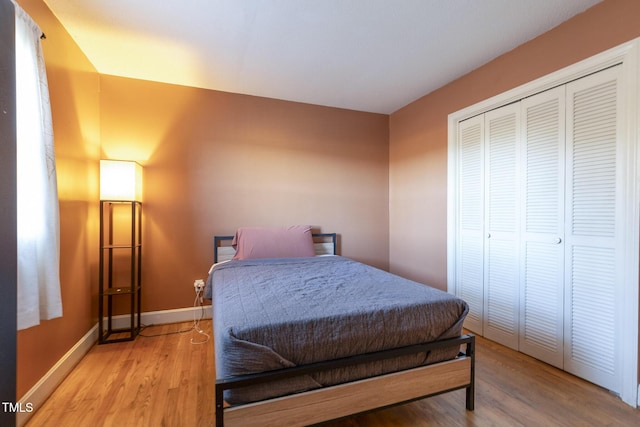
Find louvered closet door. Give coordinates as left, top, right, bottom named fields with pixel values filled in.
left=456, top=115, right=484, bottom=334
left=564, top=65, right=622, bottom=393
left=518, top=87, right=566, bottom=368
left=483, top=104, right=520, bottom=350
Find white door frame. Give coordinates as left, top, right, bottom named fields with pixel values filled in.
left=447, top=38, right=640, bottom=407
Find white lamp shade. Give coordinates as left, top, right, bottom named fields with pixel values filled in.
left=100, top=160, right=143, bottom=201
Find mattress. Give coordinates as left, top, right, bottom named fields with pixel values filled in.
left=206, top=256, right=468, bottom=404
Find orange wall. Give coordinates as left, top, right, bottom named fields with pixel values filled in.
left=15, top=0, right=100, bottom=399
left=100, top=76, right=390, bottom=311
left=388, top=0, right=640, bottom=289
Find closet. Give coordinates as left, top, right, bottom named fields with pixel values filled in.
left=452, top=65, right=627, bottom=394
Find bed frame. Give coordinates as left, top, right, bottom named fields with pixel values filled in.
left=212, top=233, right=475, bottom=427
left=213, top=232, right=337, bottom=263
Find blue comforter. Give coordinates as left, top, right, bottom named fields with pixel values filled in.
left=206, top=256, right=468, bottom=404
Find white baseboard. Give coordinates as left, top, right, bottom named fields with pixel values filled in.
left=17, top=305, right=211, bottom=426
left=17, top=323, right=98, bottom=426
left=110, top=305, right=212, bottom=330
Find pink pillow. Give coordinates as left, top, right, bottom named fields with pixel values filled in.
left=232, top=226, right=315, bottom=260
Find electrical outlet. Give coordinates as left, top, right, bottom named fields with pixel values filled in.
left=193, top=279, right=205, bottom=291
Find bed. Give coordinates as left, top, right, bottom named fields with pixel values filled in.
left=206, top=227, right=475, bottom=426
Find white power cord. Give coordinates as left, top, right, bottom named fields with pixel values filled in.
left=188, top=285, right=210, bottom=345
left=138, top=281, right=210, bottom=344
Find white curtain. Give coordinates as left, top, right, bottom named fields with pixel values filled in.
left=14, top=1, right=62, bottom=330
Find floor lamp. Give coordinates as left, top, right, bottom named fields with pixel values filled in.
left=98, top=160, right=143, bottom=344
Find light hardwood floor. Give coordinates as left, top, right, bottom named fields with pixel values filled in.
left=25, top=321, right=639, bottom=426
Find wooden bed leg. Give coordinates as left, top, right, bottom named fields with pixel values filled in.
left=466, top=336, right=475, bottom=411
left=215, top=382, right=224, bottom=427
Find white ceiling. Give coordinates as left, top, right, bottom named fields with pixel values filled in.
left=43, top=0, right=602, bottom=114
